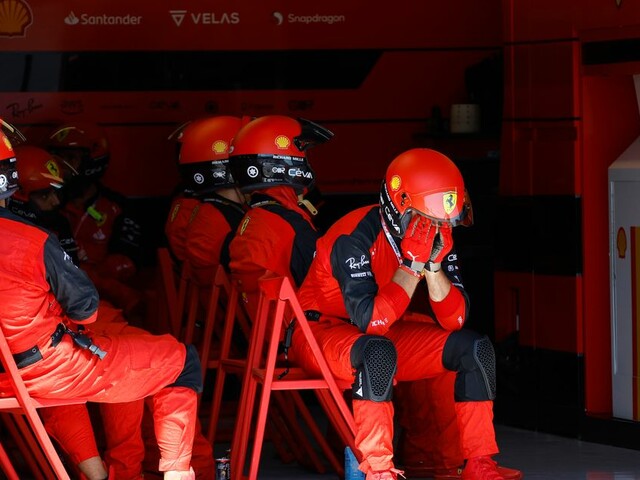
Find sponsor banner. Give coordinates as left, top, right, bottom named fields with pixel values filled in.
left=0, top=0, right=501, bottom=50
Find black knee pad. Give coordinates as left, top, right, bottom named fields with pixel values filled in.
left=442, top=330, right=496, bottom=402
left=169, top=344, right=203, bottom=394
left=350, top=335, right=397, bottom=402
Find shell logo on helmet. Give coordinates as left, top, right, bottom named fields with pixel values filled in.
left=390, top=175, right=401, bottom=192
left=212, top=140, right=228, bottom=154
left=2, top=136, right=12, bottom=152
left=275, top=135, right=290, bottom=149
left=443, top=192, right=457, bottom=215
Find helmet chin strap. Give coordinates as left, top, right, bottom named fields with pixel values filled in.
left=297, top=194, right=318, bottom=216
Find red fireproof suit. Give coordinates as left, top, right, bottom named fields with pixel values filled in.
left=165, top=194, right=201, bottom=263
left=0, top=207, right=199, bottom=473
left=290, top=205, right=498, bottom=473
left=184, top=195, right=246, bottom=286
left=228, top=187, right=319, bottom=319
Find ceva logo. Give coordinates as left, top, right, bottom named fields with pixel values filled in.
left=0, top=0, right=34, bottom=38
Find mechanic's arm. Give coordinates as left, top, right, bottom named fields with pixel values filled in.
left=422, top=223, right=468, bottom=330
left=44, top=235, right=99, bottom=324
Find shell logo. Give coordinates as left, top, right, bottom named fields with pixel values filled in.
left=274, top=135, right=290, bottom=149
left=2, top=135, right=13, bottom=152
left=212, top=140, right=228, bottom=155
left=390, top=175, right=402, bottom=192
left=443, top=192, right=457, bottom=215
left=0, top=0, right=33, bottom=38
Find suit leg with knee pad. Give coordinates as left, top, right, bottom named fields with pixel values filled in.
left=442, top=330, right=496, bottom=402
left=350, top=335, right=397, bottom=402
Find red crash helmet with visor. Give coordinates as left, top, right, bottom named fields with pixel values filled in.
left=380, top=148, right=473, bottom=237
left=228, top=115, right=333, bottom=193
left=12, top=145, right=64, bottom=203
left=44, top=123, right=110, bottom=182
left=169, top=115, right=245, bottom=195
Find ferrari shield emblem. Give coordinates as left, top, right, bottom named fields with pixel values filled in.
left=45, top=159, right=60, bottom=178
left=443, top=192, right=457, bottom=215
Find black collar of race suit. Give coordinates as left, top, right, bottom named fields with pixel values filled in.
left=248, top=193, right=280, bottom=209
left=200, top=191, right=245, bottom=215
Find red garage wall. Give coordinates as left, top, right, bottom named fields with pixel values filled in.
left=0, top=0, right=502, bottom=197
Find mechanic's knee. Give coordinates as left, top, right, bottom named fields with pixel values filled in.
left=169, top=344, right=203, bottom=393
left=442, top=329, right=496, bottom=401
left=350, top=335, right=397, bottom=402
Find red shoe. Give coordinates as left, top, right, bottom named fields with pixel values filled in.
left=366, top=467, right=407, bottom=480
left=439, top=464, right=521, bottom=480
left=403, top=463, right=521, bottom=480
left=462, top=456, right=522, bottom=480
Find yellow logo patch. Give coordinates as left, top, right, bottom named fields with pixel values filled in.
left=2, top=135, right=12, bottom=152
left=390, top=175, right=401, bottom=192
left=45, top=159, right=60, bottom=178
left=212, top=140, right=228, bottom=154
left=240, top=216, right=251, bottom=235
left=443, top=192, right=457, bottom=215
left=274, top=135, right=290, bottom=149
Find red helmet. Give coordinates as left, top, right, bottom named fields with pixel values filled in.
left=13, top=146, right=64, bottom=202
left=229, top=115, right=333, bottom=193
left=174, top=116, right=243, bottom=194
left=380, top=148, right=473, bottom=237
left=43, top=123, right=110, bottom=181
left=0, top=119, right=23, bottom=200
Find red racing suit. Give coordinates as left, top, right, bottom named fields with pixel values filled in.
left=165, top=193, right=201, bottom=263
left=228, top=186, right=319, bottom=319
left=290, top=205, right=498, bottom=473
left=0, top=207, right=200, bottom=473
left=185, top=194, right=246, bottom=287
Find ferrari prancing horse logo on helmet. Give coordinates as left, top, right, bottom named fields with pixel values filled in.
left=45, top=159, right=60, bottom=178
left=443, top=192, right=457, bottom=215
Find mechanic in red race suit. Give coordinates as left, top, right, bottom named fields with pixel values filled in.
left=10, top=145, right=217, bottom=480
left=7, top=144, right=113, bottom=479
left=42, top=123, right=144, bottom=318
left=164, top=115, right=248, bottom=263
left=8, top=144, right=175, bottom=480
left=290, top=149, right=522, bottom=480
left=165, top=116, right=246, bottom=287
left=0, top=124, right=202, bottom=480
left=227, top=115, right=333, bottom=318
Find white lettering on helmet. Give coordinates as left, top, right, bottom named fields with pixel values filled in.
left=383, top=205, right=399, bottom=233
left=288, top=168, right=312, bottom=179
